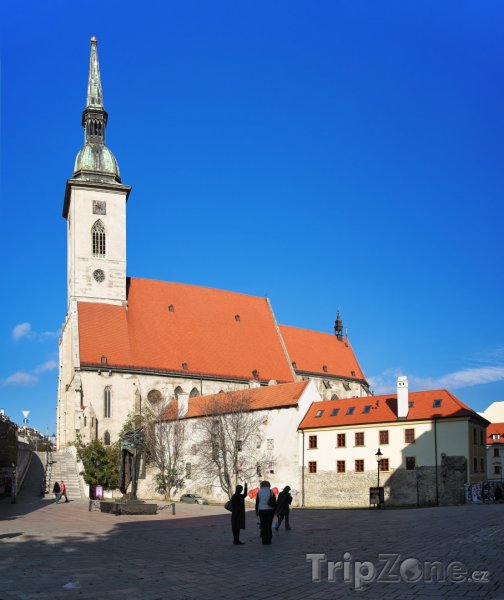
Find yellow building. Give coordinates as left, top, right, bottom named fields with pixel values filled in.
left=299, top=377, right=489, bottom=507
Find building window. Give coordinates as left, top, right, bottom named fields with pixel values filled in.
left=355, top=459, right=364, bottom=473
left=174, top=386, right=184, bottom=400
left=362, top=405, right=371, bottom=414
left=185, top=462, right=192, bottom=479
left=343, top=382, right=351, bottom=391
left=480, top=458, right=485, bottom=472
left=337, top=433, right=346, bottom=447
left=433, top=399, right=442, bottom=408
left=379, top=430, right=389, bottom=445
left=236, top=440, right=243, bottom=452
left=406, top=457, right=416, bottom=470
left=308, top=435, right=317, bottom=449
left=346, top=407, right=355, bottom=415
left=256, top=463, right=262, bottom=477
left=84, top=416, right=87, bottom=427
left=473, top=458, right=478, bottom=473
left=315, top=409, right=324, bottom=418
left=495, top=466, right=501, bottom=475
left=380, top=458, right=389, bottom=472
left=104, top=387, right=111, bottom=418
left=480, top=430, right=484, bottom=446
left=92, top=220, right=106, bottom=257
left=473, top=428, right=477, bottom=445
left=405, top=428, right=415, bottom=444
left=308, top=461, right=317, bottom=474
left=494, top=447, right=500, bottom=457
left=330, top=408, right=340, bottom=416
left=103, top=431, right=111, bottom=446
left=493, top=434, right=501, bottom=441
left=355, top=432, right=364, bottom=446
left=189, top=387, right=200, bottom=398
left=147, top=389, right=162, bottom=405
left=337, top=460, right=346, bottom=473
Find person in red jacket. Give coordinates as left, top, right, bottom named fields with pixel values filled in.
left=59, top=480, right=69, bottom=503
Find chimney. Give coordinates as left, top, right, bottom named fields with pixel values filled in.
left=178, top=392, right=189, bottom=418
left=397, top=376, right=409, bottom=419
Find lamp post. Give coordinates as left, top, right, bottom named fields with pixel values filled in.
left=375, top=448, right=383, bottom=509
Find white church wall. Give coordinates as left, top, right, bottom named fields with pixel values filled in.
left=308, top=375, right=369, bottom=401
left=74, top=370, right=257, bottom=448
left=137, top=380, right=322, bottom=505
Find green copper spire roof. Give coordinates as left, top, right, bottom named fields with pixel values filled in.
left=72, top=37, right=121, bottom=184
left=86, top=36, right=104, bottom=109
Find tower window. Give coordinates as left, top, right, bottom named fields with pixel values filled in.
left=189, top=387, right=200, bottom=398
left=103, top=431, right=111, bottom=445
left=92, top=220, right=106, bottom=257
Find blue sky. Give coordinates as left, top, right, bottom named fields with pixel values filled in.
left=1, top=1, right=503, bottom=434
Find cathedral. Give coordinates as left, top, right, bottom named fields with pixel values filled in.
left=56, top=39, right=370, bottom=450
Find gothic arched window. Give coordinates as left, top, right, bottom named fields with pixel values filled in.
left=104, top=386, right=111, bottom=418
left=92, top=220, right=106, bottom=257
left=189, top=387, right=200, bottom=399
left=104, top=431, right=111, bottom=446
left=174, top=386, right=184, bottom=400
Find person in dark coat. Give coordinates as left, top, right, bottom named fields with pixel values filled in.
left=230, top=483, right=248, bottom=545
left=495, top=485, right=503, bottom=503
left=274, top=485, right=292, bottom=530
left=53, top=481, right=61, bottom=503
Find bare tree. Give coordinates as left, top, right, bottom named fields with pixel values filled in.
left=142, top=394, right=186, bottom=500
left=191, top=393, right=270, bottom=498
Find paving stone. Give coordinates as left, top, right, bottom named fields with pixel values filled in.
left=1, top=482, right=503, bottom=599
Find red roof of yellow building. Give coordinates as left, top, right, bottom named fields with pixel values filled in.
left=299, top=389, right=487, bottom=429
left=164, top=380, right=310, bottom=420
left=78, top=278, right=367, bottom=384
left=279, top=325, right=365, bottom=380
left=487, top=423, right=504, bottom=443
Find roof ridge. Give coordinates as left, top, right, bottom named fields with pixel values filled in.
left=280, top=323, right=347, bottom=339
left=128, top=276, right=269, bottom=300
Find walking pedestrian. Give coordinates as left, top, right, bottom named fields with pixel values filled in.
left=274, top=485, right=293, bottom=530
left=255, top=481, right=276, bottom=545
left=53, top=480, right=61, bottom=503
left=230, top=482, right=248, bottom=545
left=59, top=480, right=69, bottom=503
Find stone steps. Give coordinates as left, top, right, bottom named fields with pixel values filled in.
left=45, top=451, right=83, bottom=500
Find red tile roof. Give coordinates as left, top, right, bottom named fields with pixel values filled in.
left=299, top=389, right=487, bottom=429
left=487, top=423, right=504, bottom=443
left=279, top=325, right=365, bottom=381
left=79, top=278, right=294, bottom=382
left=164, top=381, right=310, bottom=420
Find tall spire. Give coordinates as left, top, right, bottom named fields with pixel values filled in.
left=86, top=36, right=104, bottom=109
left=72, top=37, right=121, bottom=184
left=81, top=36, right=108, bottom=144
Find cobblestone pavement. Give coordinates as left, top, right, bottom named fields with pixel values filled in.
left=1, top=491, right=503, bottom=600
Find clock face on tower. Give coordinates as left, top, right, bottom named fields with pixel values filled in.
left=93, top=269, right=105, bottom=283
left=93, top=200, right=107, bottom=215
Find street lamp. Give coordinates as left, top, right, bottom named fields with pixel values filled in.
left=375, top=448, right=383, bottom=509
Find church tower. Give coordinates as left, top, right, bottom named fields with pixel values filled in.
left=62, top=37, right=131, bottom=309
